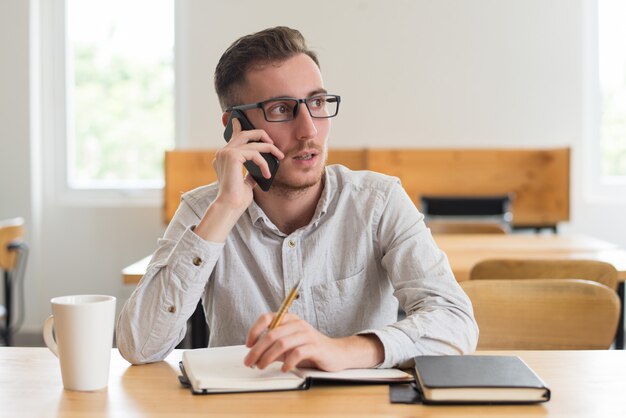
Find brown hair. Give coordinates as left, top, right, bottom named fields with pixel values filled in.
left=214, top=26, right=320, bottom=110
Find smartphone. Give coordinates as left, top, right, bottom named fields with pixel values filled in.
left=223, top=109, right=280, bottom=192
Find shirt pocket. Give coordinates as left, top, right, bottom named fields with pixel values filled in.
left=310, top=268, right=375, bottom=337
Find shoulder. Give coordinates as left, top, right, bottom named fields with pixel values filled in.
left=180, top=181, right=219, bottom=218
left=326, top=164, right=401, bottom=198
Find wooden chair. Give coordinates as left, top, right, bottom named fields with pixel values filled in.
left=461, top=279, right=620, bottom=349
left=469, top=259, right=618, bottom=291
left=0, top=217, right=28, bottom=346
left=427, top=222, right=508, bottom=235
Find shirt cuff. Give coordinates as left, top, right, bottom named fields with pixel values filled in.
left=358, top=327, right=418, bottom=369
left=165, top=226, right=225, bottom=285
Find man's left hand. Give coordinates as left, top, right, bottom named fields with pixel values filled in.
left=244, top=313, right=384, bottom=372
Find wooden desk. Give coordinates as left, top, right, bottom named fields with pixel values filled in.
left=2, top=347, right=626, bottom=417
left=123, top=234, right=626, bottom=284
left=122, top=255, right=151, bottom=285
left=432, top=233, right=626, bottom=281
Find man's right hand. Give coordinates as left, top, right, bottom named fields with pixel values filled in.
left=193, top=118, right=284, bottom=243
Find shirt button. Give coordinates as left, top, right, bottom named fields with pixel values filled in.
left=192, top=256, right=202, bottom=266
left=287, top=240, right=296, bottom=248
left=168, top=306, right=176, bottom=313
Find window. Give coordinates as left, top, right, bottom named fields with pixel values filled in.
left=597, top=0, right=626, bottom=184
left=66, top=0, right=174, bottom=190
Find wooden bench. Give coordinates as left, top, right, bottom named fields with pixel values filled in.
left=164, top=148, right=570, bottom=229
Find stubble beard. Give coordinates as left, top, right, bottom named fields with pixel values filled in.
left=270, top=146, right=328, bottom=199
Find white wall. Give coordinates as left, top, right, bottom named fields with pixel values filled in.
left=0, top=0, right=36, bottom=330
left=180, top=0, right=579, bottom=150
left=1, top=0, right=624, bottom=335
left=1, top=1, right=32, bottom=233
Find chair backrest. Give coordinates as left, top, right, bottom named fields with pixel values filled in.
left=0, top=218, right=25, bottom=271
left=461, top=278, right=620, bottom=350
left=427, top=222, right=508, bottom=235
left=469, top=258, right=618, bottom=291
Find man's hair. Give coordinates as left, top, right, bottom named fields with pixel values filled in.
left=214, top=26, right=320, bottom=110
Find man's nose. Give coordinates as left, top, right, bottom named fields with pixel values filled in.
left=294, top=104, right=318, bottom=140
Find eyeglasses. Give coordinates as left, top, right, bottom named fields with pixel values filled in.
left=227, top=94, right=341, bottom=122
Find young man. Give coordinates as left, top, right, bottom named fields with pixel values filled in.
left=117, top=26, right=478, bottom=371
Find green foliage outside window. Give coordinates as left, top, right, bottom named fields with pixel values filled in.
left=71, top=43, right=173, bottom=187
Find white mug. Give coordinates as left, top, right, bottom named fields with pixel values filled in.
left=43, top=295, right=116, bottom=391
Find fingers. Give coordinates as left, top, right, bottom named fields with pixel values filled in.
left=244, top=173, right=258, bottom=188
left=228, top=118, right=275, bottom=147
left=217, top=124, right=284, bottom=180
left=230, top=147, right=277, bottom=179
left=245, top=312, right=275, bottom=347
left=281, top=344, right=315, bottom=372
left=244, top=314, right=323, bottom=372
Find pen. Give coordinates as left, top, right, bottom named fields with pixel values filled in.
left=268, top=279, right=303, bottom=330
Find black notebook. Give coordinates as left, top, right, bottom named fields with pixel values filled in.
left=179, top=345, right=413, bottom=394
left=413, top=355, right=551, bottom=404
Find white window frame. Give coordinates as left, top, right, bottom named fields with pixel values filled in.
left=39, top=0, right=178, bottom=207
left=584, top=0, right=626, bottom=203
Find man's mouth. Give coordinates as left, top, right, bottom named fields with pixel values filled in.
left=294, top=153, right=315, bottom=161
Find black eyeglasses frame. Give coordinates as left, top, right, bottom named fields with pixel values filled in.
left=226, top=94, right=341, bottom=122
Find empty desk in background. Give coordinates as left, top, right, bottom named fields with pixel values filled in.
left=3, top=347, right=626, bottom=417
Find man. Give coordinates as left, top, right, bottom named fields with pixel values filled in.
left=117, top=26, right=478, bottom=371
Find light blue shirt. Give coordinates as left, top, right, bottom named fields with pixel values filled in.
left=117, top=165, right=478, bottom=366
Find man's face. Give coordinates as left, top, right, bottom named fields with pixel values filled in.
left=239, top=53, right=330, bottom=192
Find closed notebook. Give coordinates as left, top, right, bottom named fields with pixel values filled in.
left=180, top=345, right=413, bottom=394
left=413, top=355, right=550, bottom=404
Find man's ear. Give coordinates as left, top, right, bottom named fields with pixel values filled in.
left=222, top=112, right=230, bottom=127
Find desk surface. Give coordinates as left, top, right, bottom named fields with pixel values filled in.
left=435, top=233, right=626, bottom=281
left=2, top=347, right=626, bottom=418
left=123, top=233, right=626, bottom=284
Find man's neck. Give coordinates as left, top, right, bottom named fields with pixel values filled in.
left=253, top=178, right=325, bottom=235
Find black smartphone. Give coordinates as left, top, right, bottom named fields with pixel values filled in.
left=223, top=109, right=280, bottom=192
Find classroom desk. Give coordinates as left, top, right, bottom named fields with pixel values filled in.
left=2, top=347, right=626, bottom=418
left=121, top=233, right=626, bottom=348
left=433, top=233, right=626, bottom=281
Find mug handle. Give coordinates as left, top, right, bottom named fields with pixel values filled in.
left=43, top=315, right=59, bottom=357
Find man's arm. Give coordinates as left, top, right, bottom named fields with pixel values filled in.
left=116, top=201, right=226, bottom=364
left=117, top=119, right=284, bottom=364
left=195, top=118, right=283, bottom=242
left=364, top=182, right=479, bottom=368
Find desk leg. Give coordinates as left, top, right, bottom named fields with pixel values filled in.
left=617, top=282, right=624, bottom=350
left=3, top=271, right=12, bottom=346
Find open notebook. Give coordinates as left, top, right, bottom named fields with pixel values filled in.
left=179, top=345, right=413, bottom=394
